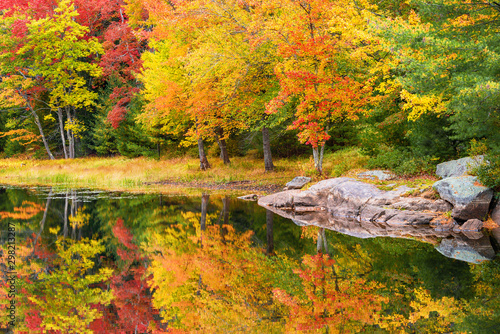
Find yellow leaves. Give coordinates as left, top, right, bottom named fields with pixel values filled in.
left=22, top=238, right=114, bottom=332
left=68, top=206, right=90, bottom=230
left=65, top=118, right=87, bottom=138
left=0, top=129, right=41, bottom=147
left=376, top=77, right=401, bottom=96
left=376, top=287, right=463, bottom=332
left=44, top=114, right=56, bottom=122
left=408, top=10, right=421, bottom=26
left=445, top=13, right=493, bottom=29
left=409, top=288, right=456, bottom=321
left=400, top=89, right=447, bottom=121
left=49, top=226, right=61, bottom=235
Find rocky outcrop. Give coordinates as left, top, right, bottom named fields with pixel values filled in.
left=259, top=177, right=450, bottom=227
left=261, top=197, right=496, bottom=264
left=433, top=176, right=493, bottom=221
left=258, top=177, right=497, bottom=263
left=435, top=156, right=484, bottom=178
left=285, top=176, right=312, bottom=190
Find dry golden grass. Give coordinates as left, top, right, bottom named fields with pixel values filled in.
left=0, top=148, right=369, bottom=195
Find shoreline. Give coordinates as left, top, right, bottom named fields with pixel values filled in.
left=0, top=156, right=300, bottom=196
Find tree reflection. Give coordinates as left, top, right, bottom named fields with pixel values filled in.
left=0, top=188, right=498, bottom=333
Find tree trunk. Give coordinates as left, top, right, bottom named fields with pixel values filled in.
left=63, top=191, right=69, bottom=238
left=57, top=108, right=68, bottom=159
left=197, top=138, right=210, bottom=170
left=65, top=107, right=75, bottom=159
left=262, top=127, right=274, bottom=172
left=266, top=210, right=274, bottom=256
left=316, top=228, right=329, bottom=254
left=222, top=196, right=229, bottom=226
left=71, top=194, right=76, bottom=240
left=29, top=103, right=54, bottom=160
left=312, top=144, right=325, bottom=174
left=33, top=188, right=52, bottom=252
left=215, top=128, right=230, bottom=165
left=200, top=194, right=209, bottom=232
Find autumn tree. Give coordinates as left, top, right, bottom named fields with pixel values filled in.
left=144, top=205, right=287, bottom=332
left=263, top=0, right=377, bottom=173
left=133, top=0, right=284, bottom=169
left=0, top=0, right=103, bottom=159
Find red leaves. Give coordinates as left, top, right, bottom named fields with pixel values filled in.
left=100, top=21, right=144, bottom=82
left=262, top=0, right=374, bottom=150
left=107, top=87, right=140, bottom=128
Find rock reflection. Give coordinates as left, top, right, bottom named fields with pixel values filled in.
left=262, top=204, right=497, bottom=264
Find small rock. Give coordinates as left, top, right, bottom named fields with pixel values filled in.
left=459, top=219, right=484, bottom=232
left=357, top=170, right=395, bottom=181
left=461, top=230, right=485, bottom=240
left=436, top=156, right=484, bottom=178
left=237, top=194, right=258, bottom=201
left=286, top=176, right=312, bottom=190
left=433, top=176, right=493, bottom=221
left=491, top=201, right=500, bottom=225
left=491, top=228, right=500, bottom=247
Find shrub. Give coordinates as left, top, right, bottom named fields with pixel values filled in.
left=366, top=148, right=435, bottom=176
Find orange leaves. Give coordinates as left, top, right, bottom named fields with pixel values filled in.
left=262, top=0, right=374, bottom=149
left=274, top=252, right=388, bottom=332
left=0, top=201, right=45, bottom=220
left=0, top=129, right=41, bottom=147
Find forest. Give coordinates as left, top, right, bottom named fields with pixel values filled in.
left=0, top=0, right=499, bottom=187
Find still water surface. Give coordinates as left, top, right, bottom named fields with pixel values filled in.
left=0, top=186, right=498, bottom=333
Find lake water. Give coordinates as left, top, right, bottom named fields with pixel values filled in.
left=0, top=185, right=499, bottom=333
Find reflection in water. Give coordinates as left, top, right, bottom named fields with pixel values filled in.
left=0, top=186, right=498, bottom=333
left=265, top=204, right=498, bottom=264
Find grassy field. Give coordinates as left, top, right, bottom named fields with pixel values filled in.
left=0, top=148, right=370, bottom=195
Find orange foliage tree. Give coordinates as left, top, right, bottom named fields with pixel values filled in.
left=262, top=0, right=378, bottom=173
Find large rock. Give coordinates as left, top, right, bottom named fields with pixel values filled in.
left=436, top=156, right=484, bottom=178
left=326, top=180, right=384, bottom=210
left=258, top=176, right=498, bottom=263
left=260, top=177, right=448, bottom=226
left=308, top=177, right=354, bottom=193
left=491, top=228, right=500, bottom=248
left=285, top=176, right=312, bottom=190
left=433, top=176, right=493, bottom=221
left=258, top=189, right=326, bottom=208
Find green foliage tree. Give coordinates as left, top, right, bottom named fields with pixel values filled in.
left=371, top=0, right=500, bottom=182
